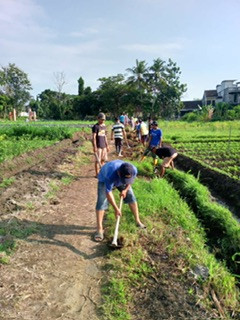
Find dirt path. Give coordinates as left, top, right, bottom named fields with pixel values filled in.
left=0, top=141, right=108, bottom=319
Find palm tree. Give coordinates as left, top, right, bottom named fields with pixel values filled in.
left=126, top=59, right=148, bottom=113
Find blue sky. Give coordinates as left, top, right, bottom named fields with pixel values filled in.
left=1, top=0, right=240, bottom=100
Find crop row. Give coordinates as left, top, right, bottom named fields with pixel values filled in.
left=173, top=141, right=240, bottom=179
left=0, top=125, right=81, bottom=164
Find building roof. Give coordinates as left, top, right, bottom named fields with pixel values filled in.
left=203, top=90, right=217, bottom=98
left=181, top=100, right=202, bottom=111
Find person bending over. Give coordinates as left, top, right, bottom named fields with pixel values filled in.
left=94, top=160, right=145, bottom=242
left=151, top=146, right=178, bottom=177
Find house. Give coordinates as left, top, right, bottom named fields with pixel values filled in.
left=180, top=79, right=240, bottom=117
left=180, top=100, right=202, bottom=117
left=202, top=90, right=217, bottom=106
left=216, top=80, right=240, bottom=105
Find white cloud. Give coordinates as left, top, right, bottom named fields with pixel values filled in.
left=120, top=42, right=183, bottom=56
left=70, top=27, right=99, bottom=38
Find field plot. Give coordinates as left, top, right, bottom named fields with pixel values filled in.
left=157, top=121, right=240, bottom=180
left=0, top=124, right=85, bottom=164
left=174, top=140, right=240, bottom=179
left=162, top=120, right=240, bottom=142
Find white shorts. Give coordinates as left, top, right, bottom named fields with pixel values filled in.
left=96, top=148, right=108, bottom=162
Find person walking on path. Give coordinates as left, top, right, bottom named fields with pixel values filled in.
left=139, top=119, right=149, bottom=146
left=141, top=121, right=163, bottom=166
left=151, top=146, right=178, bottom=177
left=94, top=160, right=146, bottom=241
left=92, top=113, right=109, bottom=177
left=111, top=117, right=128, bottom=157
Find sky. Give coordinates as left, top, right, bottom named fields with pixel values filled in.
left=0, top=0, right=240, bottom=101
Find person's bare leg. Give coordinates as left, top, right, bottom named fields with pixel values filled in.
left=128, top=202, right=145, bottom=227
left=95, top=162, right=99, bottom=176
left=96, top=210, right=105, bottom=234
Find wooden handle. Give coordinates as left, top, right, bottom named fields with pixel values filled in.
left=111, top=196, right=123, bottom=245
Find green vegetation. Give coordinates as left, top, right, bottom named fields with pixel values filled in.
left=0, top=124, right=86, bottom=164
left=174, top=140, right=240, bottom=179
left=102, top=176, right=240, bottom=319
left=134, top=160, right=240, bottom=274
left=0, top=219, right=40, bottom=264
left=0, top=177, right=15, bottom=188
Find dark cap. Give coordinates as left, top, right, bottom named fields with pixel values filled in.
left=152, top=121, right=158, bottom=126
left=98, top=112, right=106, bottom=120
left=119, top=163, right=135, bottom=184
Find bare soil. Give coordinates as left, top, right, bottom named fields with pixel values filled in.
left=0, top=136, right=105, bottom=320
left=0, top=132, right=233, bottom=319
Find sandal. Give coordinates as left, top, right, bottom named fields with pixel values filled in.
left=137, top=223, right=146, bottom=229
left=94, top=232, right=104, bottom=242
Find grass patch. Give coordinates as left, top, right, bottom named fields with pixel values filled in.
left=0, top=177, right=15, bottom=189
left=0, top=218, right=40, bottom=264
left=101, top=177, right=240, bottom=319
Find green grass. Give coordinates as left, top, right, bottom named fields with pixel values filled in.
left=0, top=219, right=40, bottom=264
left=101, top=176, right=240, bottom=319
left=0, top=177, right=15, bottom=188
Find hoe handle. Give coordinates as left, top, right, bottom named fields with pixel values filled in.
left=112, top=196, right=123, bottom=246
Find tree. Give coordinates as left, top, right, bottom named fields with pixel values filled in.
left=0, top=63, right=32, bottom=115
left=78, top=77, right=84, bottom=96
left=0, top=94, right=10, bottom=118
left=53, top=71, right=67, bottom=94
left=126, top=58, right=186, bottom=118
left=126, top=60, right=148, bottom=113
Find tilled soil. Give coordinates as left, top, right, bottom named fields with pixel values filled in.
left=0, top=136, right=106, bottom=320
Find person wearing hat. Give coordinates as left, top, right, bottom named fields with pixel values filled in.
left=92, top=113, right=109, bottom=177
left=141, top=121, right=162, bottom=166
left=94, top=160, right=145, bottom=241
left=151, top=146, right=178, bottom=177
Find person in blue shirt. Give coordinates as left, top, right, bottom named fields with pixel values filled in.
left=119, top=113, right=125, bottom=125
left=95, top=160, right=145, bottom=241
left=141, top=121, right=162, bottom=166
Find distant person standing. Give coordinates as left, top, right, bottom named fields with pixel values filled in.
left=124, top=113, right=129, bottom=127
left=139, top=119, right=149, bottom=146
left=111, top=118, right=127, bottom=157
left=119, top=113, right=125, bottom=125
left=141, top=121, right=162, bottom=166
left=92, top=113, right=109, bottom=177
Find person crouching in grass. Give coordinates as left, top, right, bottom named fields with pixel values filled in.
left=151, top=146, right=178, bottom=177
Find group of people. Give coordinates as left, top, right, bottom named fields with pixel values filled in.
left=92, top=112, right=178, bottom=242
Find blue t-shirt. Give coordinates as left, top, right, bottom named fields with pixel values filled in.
left=98, top=160, right=137, bottom=193
left=150, top=128, right=162, bottom=147
left=119, top=115, right=125, bottom=123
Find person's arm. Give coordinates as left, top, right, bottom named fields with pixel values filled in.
left=92, top=132, right=97, bottom=153
left=119, top=184, right=131, bottom=199
left=122, top=128, right=129, bottom=146
left=159, top=130, right=163, bottom=147
left=111, top=128, right=114, bottom=140
left=148, top=134, right=152, bottom=148
left=105, top=135, right=110, bottom=152
left=159, top=137, right=162, bottom=147
left=106, top=191, right=122, bottom=217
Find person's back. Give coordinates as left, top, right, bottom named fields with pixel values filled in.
left=140, top=121, right=148, bottom=136
left=119, top=114, right=125, bottom=124
left=112, top=121, right=124, bottom=139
